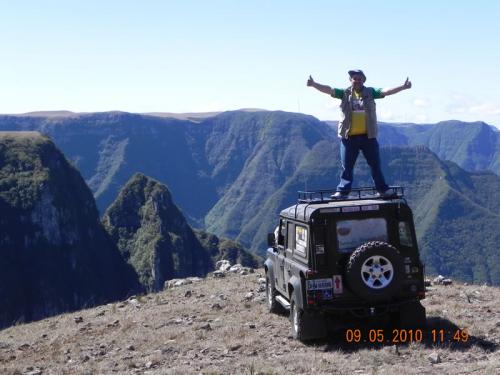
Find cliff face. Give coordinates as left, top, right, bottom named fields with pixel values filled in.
left=102, top=173, right=261, bottom=292
left=0, top=132, right=140, bottom=328
left=102, top=173, right=214, bottom=292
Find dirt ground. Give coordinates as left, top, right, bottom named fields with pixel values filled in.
left=0, top=270, right=499, bottom=375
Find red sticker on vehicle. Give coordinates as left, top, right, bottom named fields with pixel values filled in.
left=333, top=275, right=343, bottom=294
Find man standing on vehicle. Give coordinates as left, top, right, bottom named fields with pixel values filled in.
left=307, top=70, right=412, bottom=198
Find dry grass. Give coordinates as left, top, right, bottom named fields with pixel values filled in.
left=0, top=271, right=498, bottom=375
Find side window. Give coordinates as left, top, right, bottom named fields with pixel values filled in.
left=295, top=225, right=308, bottom=257
left=399, top=221, right=413, bottom=247
left=279, top=220, right=286, bottom=246
left=286, top=222, right=294, bottom=250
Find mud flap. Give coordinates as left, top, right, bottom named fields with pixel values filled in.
left=397, top=301, right=427, bottom=329
left=300, top=312, right=328, bottom=340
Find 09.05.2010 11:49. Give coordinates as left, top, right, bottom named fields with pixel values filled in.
left=345, top=328, right=469, bottom=344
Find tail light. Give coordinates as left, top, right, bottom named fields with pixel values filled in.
left=305, top=269, right=317, bottom=279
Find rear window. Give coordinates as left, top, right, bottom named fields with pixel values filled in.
left=336, top=218, right=388, bottom=253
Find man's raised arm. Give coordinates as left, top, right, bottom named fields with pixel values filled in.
left=307, top=75, right=333, bottom=95
left=381, top=77, right=412, bottom=96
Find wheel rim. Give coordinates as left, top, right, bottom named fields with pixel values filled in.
left=267, top=282, right=273, bottom=307
left=292, top=303, right=299, bottom=333
left=360, top=255, right=394, bottom=289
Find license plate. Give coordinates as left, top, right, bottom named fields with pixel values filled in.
left=307, top=278, right=333, bottom=291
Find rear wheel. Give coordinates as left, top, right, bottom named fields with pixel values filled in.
left=290, top=294, right=307, bottom=341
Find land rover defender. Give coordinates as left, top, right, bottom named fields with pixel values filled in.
left=264, top=187, right=426, bottom=341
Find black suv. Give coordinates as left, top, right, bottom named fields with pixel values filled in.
left=265, top=187, right=426, bottom=341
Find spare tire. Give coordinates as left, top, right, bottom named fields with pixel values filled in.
left=346, top=241, right=404, bottom=303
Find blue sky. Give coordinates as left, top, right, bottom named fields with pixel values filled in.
left=0, top=1, right=499, bottom=127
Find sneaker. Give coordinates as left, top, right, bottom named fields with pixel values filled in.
left=375, top=189, right=396, bottom=198
left=331, top=191, right=349, bottom=199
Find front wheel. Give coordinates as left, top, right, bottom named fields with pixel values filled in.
left=265, top=277, right=282, bottom=314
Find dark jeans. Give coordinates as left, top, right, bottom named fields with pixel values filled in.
left=337, top=135, right=389, bottom=193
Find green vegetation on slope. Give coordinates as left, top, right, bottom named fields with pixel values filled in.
left=103, top=173, right=260, bottom=292
left=0, top=113, right=498, bottom=285
left=0, top=132, right=139, bottom=328
left=102, top=173, right=213, bottom=292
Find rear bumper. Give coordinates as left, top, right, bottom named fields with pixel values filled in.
left=306, top=298, right=420, bottom=318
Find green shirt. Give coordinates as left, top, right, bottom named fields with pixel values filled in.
left=331, top=87, right=384, bottom=100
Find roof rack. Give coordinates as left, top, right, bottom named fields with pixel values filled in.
left=297, top=186, right=405, bottom=203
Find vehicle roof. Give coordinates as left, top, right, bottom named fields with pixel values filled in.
left=280, top=198, right=408, bottom=223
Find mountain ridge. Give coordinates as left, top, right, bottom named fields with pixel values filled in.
left=0, top=111, right=498, bottom=285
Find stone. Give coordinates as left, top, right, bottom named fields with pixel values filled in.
left=164, top=278, right=193, bottom=289
left=212, top=271, right=226, bottom=278
left=216, top=260, right=231, bottom=272
left=18, top=343, right=31, bottom=350
left=200, top=323, right=212, bottom=331
left=229, top=264, right=243, bottom=273
left=107, top=320, right=120, bottom=327
left=229, top=344, right=242, bottom=351
left=211, top=303, right=223, bottom=311
left=175, top=279, right=192, bottom=287
left=433, top=275, right=445, bottom=285
left=244, top=292, right=254, bottom=301
left=428, top=352, right=441, bottom=364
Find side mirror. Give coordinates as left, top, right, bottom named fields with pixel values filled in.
left=267, top=233, right=276, bottom=247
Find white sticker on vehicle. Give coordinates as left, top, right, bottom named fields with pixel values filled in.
left=320, top=207, right=341, bottom=213
left=361, top=205, right=379, bottom=211
left=315, top=244, right=325, bottom=254
left=333, top=275, right=343, bottom=294
left=307, top=278, right=333, bottom=291
left=342, top=206, right=360, bottom=213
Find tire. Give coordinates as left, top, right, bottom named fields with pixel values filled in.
left=345, top=241, right=404, bottom=303
left=290, top=294, right=307, bottom=341
left=265, top=277, right=282, bottom=314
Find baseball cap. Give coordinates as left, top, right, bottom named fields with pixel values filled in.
left=348, top=69, right=366, bottom=80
